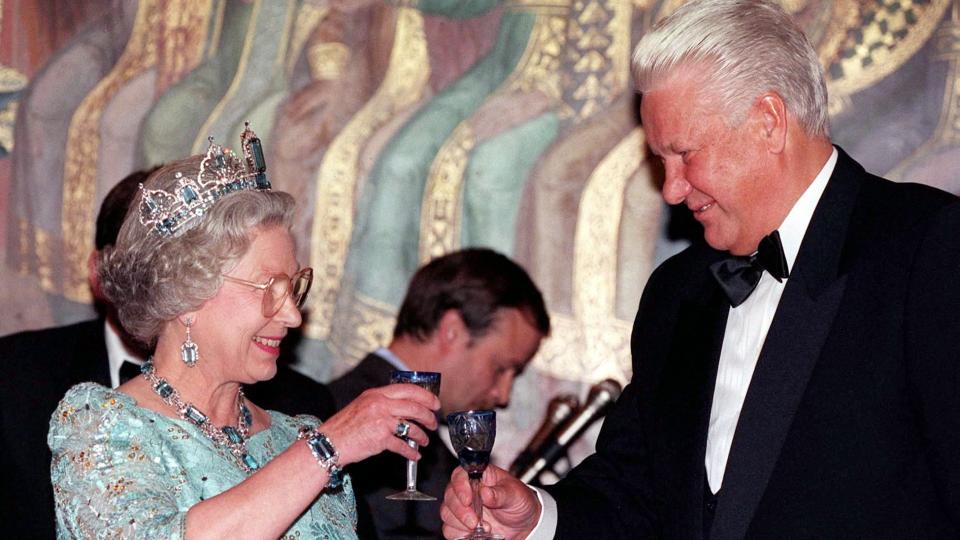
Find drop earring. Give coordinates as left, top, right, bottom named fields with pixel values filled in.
left=181, top=318, right=199, bottom=367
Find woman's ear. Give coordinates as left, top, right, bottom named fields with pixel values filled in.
left=177, top=312, right=200, bottom=329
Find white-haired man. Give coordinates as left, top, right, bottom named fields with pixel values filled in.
left=441, top=0, right=960, bottom=538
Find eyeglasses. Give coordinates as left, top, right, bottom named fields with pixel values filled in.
left=222, top=267, right=313, bottom=318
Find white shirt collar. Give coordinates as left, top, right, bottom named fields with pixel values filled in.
left=776, top=147, right=838, bottom=272
left=104, top=319, right=145, bottom=388
left=374, top=346, right=411, bottom=371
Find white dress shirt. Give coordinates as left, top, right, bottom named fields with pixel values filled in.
left=527, top=148, right=838, bottom=538
left=104, top=319, right=145, bottom=389
left=705, top=148, right=836, bottom=493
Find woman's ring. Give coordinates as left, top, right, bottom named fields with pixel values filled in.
left=395, top=421, right=411, bottom=439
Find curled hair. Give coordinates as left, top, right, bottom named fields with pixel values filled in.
left=632, top=0, right=829, bottom=137
left=98, top=156, right=295, bottom=345
left=393, top=248, right=550, bottom=342
left=96, top=167, right=159, bottom=250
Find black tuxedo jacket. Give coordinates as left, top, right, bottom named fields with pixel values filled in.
left=545, top=148, right=960, bottom=539
left=0, top=318, right=335, bottom=539
left=329, top=353, right=458, bottom=539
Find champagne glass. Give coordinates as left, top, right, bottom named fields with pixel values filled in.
left=387, top=370, right=442, bottom=501
left=447, top=410, right=503, bottom=540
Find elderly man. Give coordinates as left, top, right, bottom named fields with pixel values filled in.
left=330, top=247, right=549, bottom=539
left=440, top=0, right=960, bottom=538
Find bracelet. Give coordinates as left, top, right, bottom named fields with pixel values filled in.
left=298, top=426, right=344, bottom=489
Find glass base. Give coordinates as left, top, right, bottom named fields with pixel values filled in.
left=386, top=489, right=437, bottom=501
left=456, top=531, right=503, bottom=540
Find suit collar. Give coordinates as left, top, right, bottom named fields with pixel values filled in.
left=354, top=352, right=397, bottom=387
left=791, top=146, right=862, bottom=298
left=708, top=146, right=859, bottom=540
left=104, top=319, right=146, bottom=385
left=67, top=318, right=112, bottom=387
left=373, top=346, right=412, bottom=371
left=777, top=147, right=836, bottom=274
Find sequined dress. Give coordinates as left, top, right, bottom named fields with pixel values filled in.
left=48, top=383, right=358, bottom=539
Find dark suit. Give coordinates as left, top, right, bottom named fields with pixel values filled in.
left=545, top=148, right=960, bottom=539
left=0, top=318, right=336, bottom=540
left=330, top=353, right=458, bottom=539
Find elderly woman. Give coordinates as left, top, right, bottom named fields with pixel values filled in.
left=48, top=127, right=438, bottom=539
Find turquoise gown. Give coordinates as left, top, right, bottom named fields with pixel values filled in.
left=48, top=383, right=358, bottom=539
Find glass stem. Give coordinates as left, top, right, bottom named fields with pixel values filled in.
left=406, top=440, right=419, bottom=491
left=470, top=476, right=484, bottom=534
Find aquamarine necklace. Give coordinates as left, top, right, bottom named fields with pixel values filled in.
left=141, top=359, right=260, bottom=473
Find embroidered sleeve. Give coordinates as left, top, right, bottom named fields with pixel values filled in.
left=48, top=383, right=186, bottom=539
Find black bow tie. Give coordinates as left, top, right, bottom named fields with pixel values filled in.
left=710, top=231, right=790, bottom=307
left=119, top=360, right=143, bottom=385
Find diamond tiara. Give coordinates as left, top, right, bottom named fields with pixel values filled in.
left=138, top=123, right=272, bottom=237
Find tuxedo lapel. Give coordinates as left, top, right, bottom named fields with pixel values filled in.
left=355, top=353, right=396, bottom=387
left=710, top=268, right=846, bottom=540
left=657, top=267, right=730, bottom=540
left=710, top=149, right=860, bottom=540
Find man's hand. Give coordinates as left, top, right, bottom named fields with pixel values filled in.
left=440, top=465, right=542, bottom=540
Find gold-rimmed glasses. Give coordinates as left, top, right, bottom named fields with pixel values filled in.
left=222, top=267, right=313, bottom=318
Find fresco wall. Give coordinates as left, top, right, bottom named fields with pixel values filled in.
left=3, top=0, right=959, bottom=466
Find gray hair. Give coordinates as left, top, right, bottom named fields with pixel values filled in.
left=99, top=156, right=296, bottom=345
left=632, top=0, right=829, bottom=137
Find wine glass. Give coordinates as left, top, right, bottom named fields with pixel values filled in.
left=386, top=370, right=442, bottom=501
left=447, top=409, right=503, bottom=540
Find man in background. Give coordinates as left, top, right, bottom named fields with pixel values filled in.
left=330, top=248, right=549, bottom=539
left=0, top=169, right=337, bottom=539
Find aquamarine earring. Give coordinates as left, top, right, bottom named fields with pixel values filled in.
left=181, top=318, right=199, bottom=367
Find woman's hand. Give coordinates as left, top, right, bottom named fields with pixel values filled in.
left=319, top=384, right=440, bottom=466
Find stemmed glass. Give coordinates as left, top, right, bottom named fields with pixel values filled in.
left=386, top=370, right=442, bottom=501
left=447, top=410, right=503, bottom=540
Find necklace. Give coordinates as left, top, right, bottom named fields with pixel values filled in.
left=140, top=359, right=260, bottom=473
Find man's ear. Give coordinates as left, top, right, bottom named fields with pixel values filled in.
left=756, top=92, right=787, bottom=154
left=436, top=309, right=468, bottom=351
left=87, top=250, right=102, bottom=300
